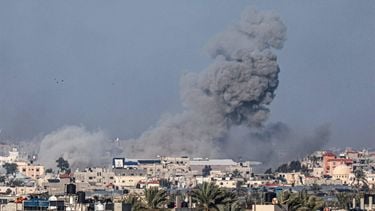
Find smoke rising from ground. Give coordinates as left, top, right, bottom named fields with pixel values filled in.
left=36, top=8, right=330, bottom=169
left=124, top=8, right=288, bottom=157
left=223, top=122, right=330, bottom=168
left=38, top=126, right=111, bottom=169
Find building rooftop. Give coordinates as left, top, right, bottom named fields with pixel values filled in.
left=190, top=159, right=237, bottom=166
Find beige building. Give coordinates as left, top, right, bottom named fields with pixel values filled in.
left=0, top=148, right=19, bottom=165
left=42, top=177, right=70, bottom=195
left=113, top=175, right=146, bottom=189
left=332, top=164, right=352, bottom=184
left=74, top=168, right=115, bottom=188
left=311, top=167, right=324, bottom=178
left=213, top=177, right=239, bottom=189
left=276, top=172, right=304, bottom=185
left=0, top=186, right=36, bottom=195
left=367, top=173, right=375, bottom=189
left=17, top=162, right=45, bottom=180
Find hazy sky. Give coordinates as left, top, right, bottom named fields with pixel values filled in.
left=0, top=1, right=374, bottom=149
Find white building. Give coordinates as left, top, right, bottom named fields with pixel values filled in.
left=0, top=148, right=19, bottom=165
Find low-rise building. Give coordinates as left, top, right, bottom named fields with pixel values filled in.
left=16, top=162, right=45, bottom=180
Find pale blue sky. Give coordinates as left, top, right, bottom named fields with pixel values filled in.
left=0, top=1, right=374, bottom=148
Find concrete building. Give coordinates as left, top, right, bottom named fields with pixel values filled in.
left=74, top=168, right=115, bottom=189
left=189, top=158, right=252, bottom=178
left=331, top=164, right=352, bottom=184
left=0, top=148, right=19, bottom=165
left=16, top=162, right=45, bottom=180
left=113, top=175, right=146, bottom=189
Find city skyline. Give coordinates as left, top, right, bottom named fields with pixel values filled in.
left=0, top=1, right=374, bottom=159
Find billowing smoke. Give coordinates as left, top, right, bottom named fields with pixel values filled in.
left=35, top=8, right=329, bottom=169
left=38, top=126, right=111, bottom=169
left=222, top=122, right=330, bottom=169
left=124, top=8, right=288, bottom=158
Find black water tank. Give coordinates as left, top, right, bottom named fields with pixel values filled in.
left=77, top=191, right=86, bottom=203
left=66, top=183, right=76, bottom=195
left=50, top=201, right=65, bottom=211
left=105, top=202, right=114, bottom=211
left=264, top=192, right=277, bottom=203
left=122, top=203, right=132, bottom=211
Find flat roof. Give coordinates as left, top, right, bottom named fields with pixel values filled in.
left=190, top=159, right=237, bottom=166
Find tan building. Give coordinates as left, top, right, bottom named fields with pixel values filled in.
left=213, top=177, right=239, bottom=189
left=74, top=168, right=115, bottom=188
left=311, top=167, right=324, bottom=178
left=42, top=177, right=70, bottom=195
left=17, top=162, right=45, bottom=180
left=0, top=186, right=36, bottom=195
left=332, top=164, right=352, bottom=184
left=0, top=148, right=19, bottom=165
left=276, top=172, right=304, bottom=185
left=113, top=175, right=146, bottom=189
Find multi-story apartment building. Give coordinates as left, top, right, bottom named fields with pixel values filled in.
left=73, top=168, right=115, bottom=190
left=17, top=161, right=45, bottom=180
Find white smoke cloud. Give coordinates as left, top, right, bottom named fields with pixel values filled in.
left=38, top=126, right=111, bottom=169
left=123, top=8, right=287, bottom=158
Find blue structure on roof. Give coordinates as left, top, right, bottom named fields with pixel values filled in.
left=124, top=161, right=138, bottom=165
left=137, top=159, right=161, bottom=164
left=23, top=198, right=49, bottom=209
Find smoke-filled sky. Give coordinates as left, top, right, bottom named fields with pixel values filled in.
left=1, top=0, right=374, bottom=153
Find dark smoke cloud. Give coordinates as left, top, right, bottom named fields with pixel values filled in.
left=221, top=122, right=330, bottom=168
left=36, top=8, right=330, bottom=169
left=123, top=8, right=288, bottom=158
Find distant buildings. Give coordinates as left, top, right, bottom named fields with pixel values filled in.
left=2, top=144, right=375, bottom=210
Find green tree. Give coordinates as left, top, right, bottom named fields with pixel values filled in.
left=56, top=157, right=70, bottom=173
left=310, top=183, right=321, bottom=193
left=351, top=168, right=368, bottom=189
left=143, top=187, right=168, bottom=209
left=123, top=194, right=144, bottom=211
left=279, top=189, right=324, bottom=211
left=335, top=192, right=352, bottom=210
left=220, top=190, right=239, bottom=211
left=3, top=163, right=17, bottom=175
left=191, top=182, right=227, bottom=211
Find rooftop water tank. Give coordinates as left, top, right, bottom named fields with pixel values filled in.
left=66, top=183, right=76, bottom=195
left=77, top=191, right=86, bottom=203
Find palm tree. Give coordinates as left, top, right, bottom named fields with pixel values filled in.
left=335, top=192, right=352, bottom=210
left=143, top=187, right=168, bottom=209
left=220, top=190, right=240, bottom=211
left=351, top=168, right=368, bottom=190
left=191, top=182, right=227, bottom=211
left=279, top=189, right=324, bottom=211
left=123, top=194, right=144, bottom=211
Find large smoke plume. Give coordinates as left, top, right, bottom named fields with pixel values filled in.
left=124, top=8, right=288, bottom=158
left=37, top=8, right=329, bottom=169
